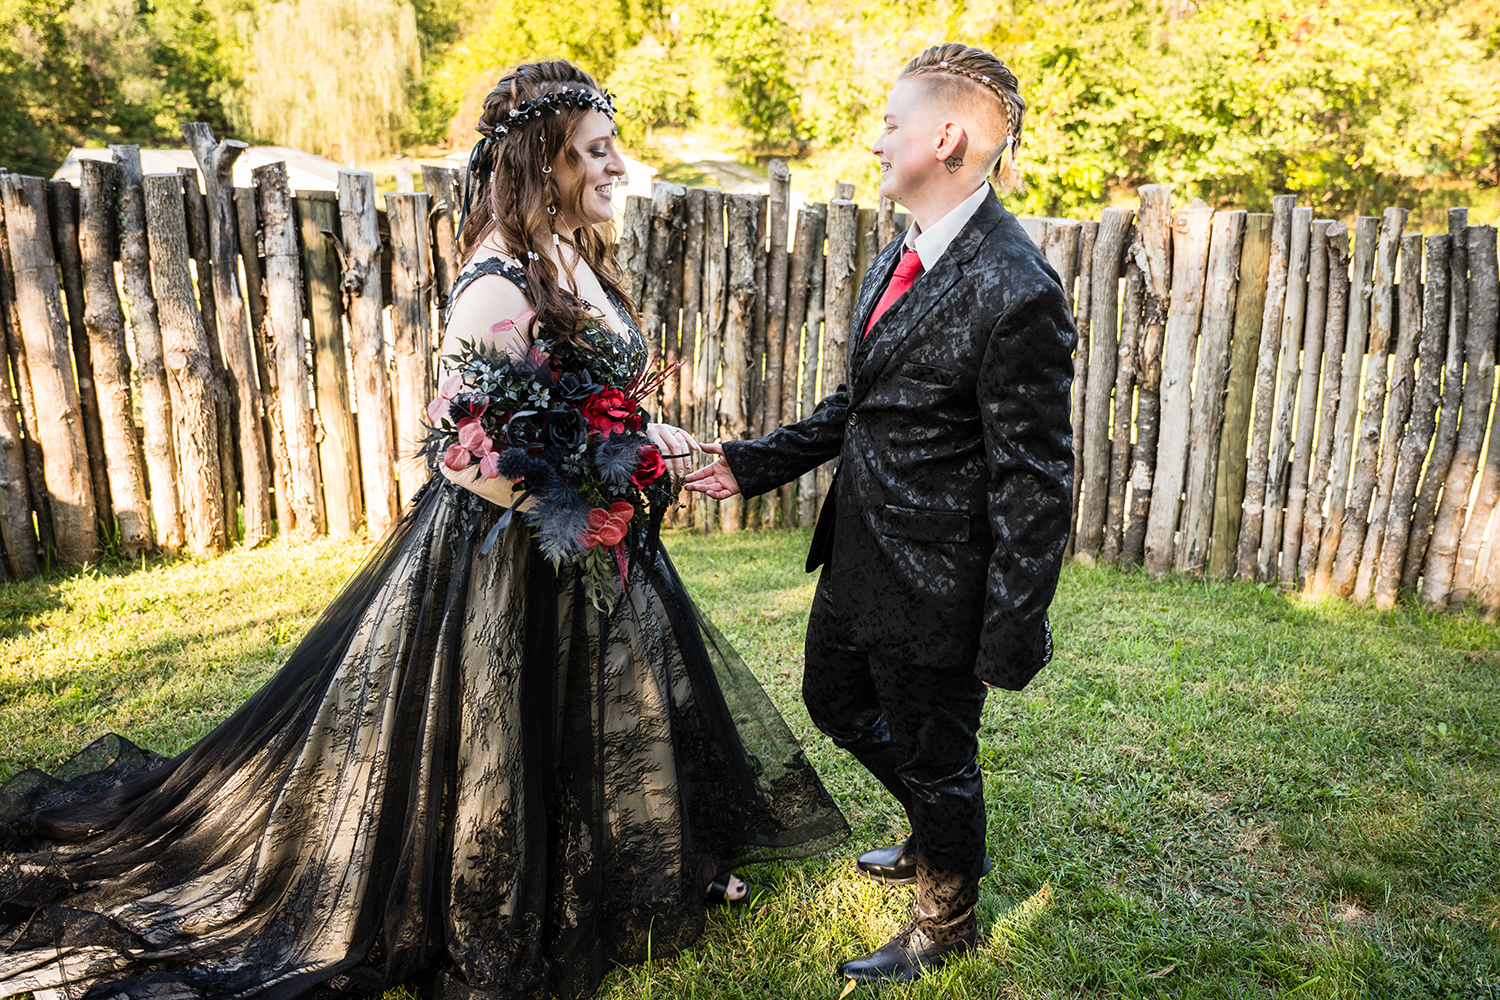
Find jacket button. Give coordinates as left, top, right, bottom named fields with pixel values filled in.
left=847, top=412, right=859, bottom=426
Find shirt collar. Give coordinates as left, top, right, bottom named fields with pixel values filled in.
left=902, top=182, right=991, bottom=270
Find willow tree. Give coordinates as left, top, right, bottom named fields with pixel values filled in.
left=241, top=0, right=421, bottom=162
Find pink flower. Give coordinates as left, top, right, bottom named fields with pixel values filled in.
left=478, top=451, right=502, bottom=479
left=491, top=310, right=535, bottom=342
left=456, top=417, right=492, bottom=457
left=577, top=501, right=634, bottom=548
left=443, top=444, right=471, bottom=471
left=427, top=373, right=464, bottom=425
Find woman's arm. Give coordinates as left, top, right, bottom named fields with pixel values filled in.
left=436, top=269, right=536, bottom=508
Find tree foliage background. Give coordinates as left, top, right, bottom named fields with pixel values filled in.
left=2, top=0, right=1498, bottom=216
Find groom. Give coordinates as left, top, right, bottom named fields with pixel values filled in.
left=686, top=43, right=1074, bottom=981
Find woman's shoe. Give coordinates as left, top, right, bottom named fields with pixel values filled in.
left=704, top=870, right=753, bottom=907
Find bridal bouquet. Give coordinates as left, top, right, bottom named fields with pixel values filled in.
left=426, top=311, right=682, bottom=608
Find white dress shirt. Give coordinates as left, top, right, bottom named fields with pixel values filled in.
left=902, top=182, right=992, bottom=271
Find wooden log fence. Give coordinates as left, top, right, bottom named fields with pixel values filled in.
left=3, top=139, right=1500, bottom=615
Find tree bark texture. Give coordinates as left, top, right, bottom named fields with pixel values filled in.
left=1144, top=199, right=1213, bottom=576
left=1300, top=225, right=1351, bottom=585
left=781, top=202, right=823, bottom=525
left=0, top=178, right=40, bottom=574
left=763, top=159, right=791, bottom=443
left=1356, top=228, right=1423, bottom=602
left=1077, top=206, right=1134, bottom=558
left=1123, top=188, right=1171, bottom=566
left=386, top=191, right=434, bottom=511
left=78, top=160, right=151, bottom=557
left=721, top=192, right=761, bottom=532
left=1375, top=234, right=1449, bottom=608
left=697, top=189, right=726, bottom=534
left=1102, top=261, right=1144, bottom=566
left=235, top=185, right=289, bottom=533
left=1258, top=205, right=1313, bottom=581
left=816, top=198, right=858, bottom=520
left=1178, top=209, right=1246, bottom=575
left=142, top=172, right=226, bottom=557
left=252, top=161, right=324, bottom=538
left=1234, top=195, right=1295, bottom=580
left=421, top=165, right=461, bottom=313
left=339, top=171, right=398, bottom=537
left=1402, top=209, right=1469, bottom=590
left=47, top=178, right=112, bottom=526
left=1067, top=219, right=1098, bottom=555
left=616, top=195, right=650, bottom=306
left=1280, top=219, right=1332, bottom=583
left=184, top=123, right=273, bottom=546
left=798, top=204, right=828, bottom=530
left=112, top=146, right=184, bottom=552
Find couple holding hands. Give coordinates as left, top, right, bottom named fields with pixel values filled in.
left=0, top=41, right=1073, bottom=1000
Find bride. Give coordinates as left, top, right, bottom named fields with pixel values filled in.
left=0, top=60, right=847, bottom=1000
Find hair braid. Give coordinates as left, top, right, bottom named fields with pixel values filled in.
left=900, top=43, right=1026, bottom=192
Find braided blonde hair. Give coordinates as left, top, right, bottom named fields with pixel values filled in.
left=899, top=43, right=1025, bottom=193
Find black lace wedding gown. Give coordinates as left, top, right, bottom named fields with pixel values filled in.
left=0, top=258, right=848, bottom=1000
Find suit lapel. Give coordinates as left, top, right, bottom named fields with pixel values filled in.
left=851, top=238, right=905, bottom=346
left=850, top=192, right=1006, bottom=406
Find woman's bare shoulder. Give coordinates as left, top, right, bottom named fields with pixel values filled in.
left=444, top=253, right=536, bottom=357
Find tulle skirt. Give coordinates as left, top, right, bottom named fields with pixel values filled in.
left=0, top=478, right=847, bottom=1000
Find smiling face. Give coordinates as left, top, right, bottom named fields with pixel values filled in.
left=552, top=108, right=627, bottom=230
left=871, top=77, right=950, bottom=207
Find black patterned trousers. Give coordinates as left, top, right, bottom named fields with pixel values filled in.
left=801, top=573, right=989, bottom=946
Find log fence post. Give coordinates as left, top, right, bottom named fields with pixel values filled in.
left=113, top=146, right=184, bottom=551
left=143, top=172, right=226, bottom=557
left=1280, top=219, right=1333, bottom=583
left=780, top=202, right=823, bottom=525
left=1258, top=205, right=1313, bottom=581
left=1101, top=261, right=1144, bottom=565
left=421, top=165, right=461, bottom=314
left=797, top=204, right=829, bottom=529
left=1121, top=190, right=1169, bottom=565
left=617, top=195, right=650, bottom=305
left=721, top=192, right=761, bottom=532
left=1076, top=206, right=1133, bottom=559
left=1144, top=198, right=1213, bottom=576
left=234, top=185, right=290, bottom=533
left=1299, top=224, right=1351, bottom=583
left=1067, top=219, right=1098, bottom=554
left=697, top=188, right=726, bottom=534
left=816, top=197, right=858, bottom=524
left=253, top=161, right=324, bottom=538
left=1178, top=209, right=1246, bottom=574
left=386, top=191, right=435, bottom=509
left=78, top=160, right=151, bottom=557
left=339, top=171, right=399, bottom=536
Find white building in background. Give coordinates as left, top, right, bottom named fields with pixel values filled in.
left=53, top=146, right=347, bottom=191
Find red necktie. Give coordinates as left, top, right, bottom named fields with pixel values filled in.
left=864, top=247, right=924, bottom=336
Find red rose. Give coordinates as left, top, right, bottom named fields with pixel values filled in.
left=580, top=388, right=633, bottom=436
left=622, top=396, right=645, bottom=432
left=631, top=445, right=666, bottom=486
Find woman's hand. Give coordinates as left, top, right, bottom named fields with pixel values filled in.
left=645, top=422, right=700, bottom=478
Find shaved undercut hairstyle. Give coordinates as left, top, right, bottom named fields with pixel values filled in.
left=899, top=43, right=1026, bottom=193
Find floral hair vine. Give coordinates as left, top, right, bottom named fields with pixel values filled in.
left=461, top=86, right=617, bottom=225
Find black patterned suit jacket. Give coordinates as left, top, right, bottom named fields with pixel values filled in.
left=722, top=189, right=1076, bottom=691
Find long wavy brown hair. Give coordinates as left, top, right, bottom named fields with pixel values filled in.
left=457, top=61, right=639, bottom=349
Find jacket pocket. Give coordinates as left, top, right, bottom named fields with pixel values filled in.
left=876, top=503, right=971, bottom=544
left=896, top=362, right=960, bottom=387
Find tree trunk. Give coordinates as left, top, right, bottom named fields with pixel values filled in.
left=696, top=189, right=726, bottom=534
left=781, top=202, right=823, bottom=525
left=1430, top=225, right=1498, bottom=606
left=1356, top=229, right=1424, bottom=602
left=1330, top=208, right=1406, bottom=596
left=1258, top=206, right=1314, bottom=581
left=1178, top=209, right=1246, bottom=575
left=142, top=172, right=226, bottom=557
left=1312, top=217, right=1379, bottom=595
left=1402, top=209, right=1468, bottom=590
left=721, top=192, right=761, bottom=532
left=1208, top=214, right=1272, bottom=577
left=1, top=174, right=98, bottom=565
left=798, top=204, right=828, bottom=530
left=179, top=168, right=238, bottom=539
left=252, top=160, right=324, bottom=538
left=1280, top=219, right=1333, bottom=583
left=1234, top=195, right=1296, bottom=580
left=1440, top=226, right=1500, bottom=605
left=386, top=191, right=434, bottom=510
left=1122, top=189, right=1170, bottom=566
left=616, top=195, right=651, bottom=306
left=1300, top=225, right=1351, bottom=585
left=183, top=123, right=273, bottom=546
left=421, top=165, right=460, bottom=314
left=47, top=178, right=112, bottom=528
left=339, top=171, right=398, bottom=536
left=1067, top=219, right=1098, bottom=556
left=1077, top=206, right=1134, bottom=559
left=112, top=145, right=183, bottom=552
left=1102, top=261, right=1144, bottom=566
left=235, top=185, right=289, bottom=534
left=78, top=160, right=151, bottom=557
left=1375, top=234, right=1449, bottom=608
left=816, top=197, right=858, bottom=523
left=1144, top=198, right=1213, bottom=576
left=763, top=160, right=791, bottom=446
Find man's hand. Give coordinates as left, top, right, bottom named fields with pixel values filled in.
left=682, top=442, right=742, bottom=499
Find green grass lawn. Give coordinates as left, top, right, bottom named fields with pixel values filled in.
left=2, top=528, right=1498, bottom=999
